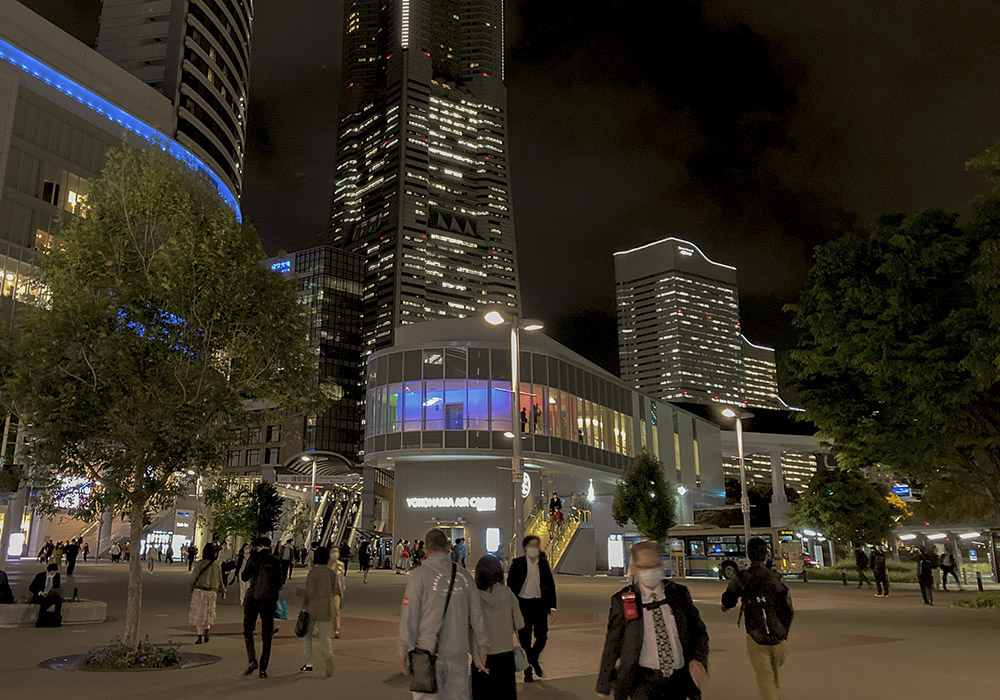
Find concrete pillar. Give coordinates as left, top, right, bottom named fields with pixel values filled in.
left=0, top=481, right=27, bottom=564
left=770, top=449, right=787, bottom=503
left=96, top=510, right=113, bottom=560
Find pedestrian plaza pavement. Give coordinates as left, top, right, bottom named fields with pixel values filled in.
left=1, top=558, right=999, bottom=699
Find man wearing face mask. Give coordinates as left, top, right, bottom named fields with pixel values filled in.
left=507, top=535, right=557, bottom=682
left=597, top=541, right=709, bottom=700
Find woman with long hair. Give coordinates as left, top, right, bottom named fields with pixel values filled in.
left=300, top=546, right=340, bottom=676
left=472, top=554, right=525, bottom=700
left=189, top=543, right=225, bottom=644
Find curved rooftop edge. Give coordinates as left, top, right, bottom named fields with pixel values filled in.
left=613, top=236, right=736, bottom=271
left=0, top=35, right=242, bottom=222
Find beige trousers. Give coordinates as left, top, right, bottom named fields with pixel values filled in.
left=746, top=636, right=786, bottom=700
left=332, top=594, right=342, bottom=634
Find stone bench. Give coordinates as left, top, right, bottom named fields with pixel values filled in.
left=0, top=599, right=107, bottom=628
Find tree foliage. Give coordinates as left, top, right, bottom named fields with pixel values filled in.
left=789, top=469, right=903, bottom=544
left=205, top=478, right=284, bottom=542
left=612, top=449, right=676, bottom=542
left=786, top=146, right=1000, bottom=519
left=0, top=145, right=323, bottom=644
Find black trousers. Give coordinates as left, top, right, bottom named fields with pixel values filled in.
left=31, top=595, right=63, bottom=624
left=919, top=578, right=934, bottom=604
left=66, top=555, right=77, bottom=576
left=471, top=650, right=516, bottom=700
left=280, top=560, right=292, bottom=582
left=941, top=566, right=961, bottom=588
left=856, top=568, right=869, bottom=586
left=516, top=597, right=549, bottom=666
left=874, top=572, right=889, bottom=596
left=631, top=667, right=696, bottom=700
left=243, top=600, right=275, bottom=670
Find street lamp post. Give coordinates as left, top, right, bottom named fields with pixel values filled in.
left=722, top=407, right=754, bottom=564
left=484, top=309, right=544, bottom=562
left=303, top=455, right=316, bottom=542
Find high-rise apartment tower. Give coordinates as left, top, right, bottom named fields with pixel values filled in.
left=97, top=0, right=253, bottom=199
left=615, top=238, right=744, bottom=405
left=328, top=0, right=520, bottom=354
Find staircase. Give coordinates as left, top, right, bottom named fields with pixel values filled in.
left=523, top=506, right=589, bottom=570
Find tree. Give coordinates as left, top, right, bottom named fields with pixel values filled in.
left=1, top=145, right=323, bottom=645
left=786, top=147, right=1000, bottom=519
left=205, top=478, right=285, bottom=542
left=789, top=469, right=902, bottom=544
left=612, top=449, right=676, bottom=542
left=907, top=479, right=995, bottom=525
left=723, top=476, right=800, bottom=527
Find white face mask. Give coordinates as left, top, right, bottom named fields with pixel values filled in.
left=525, top=546, right=540, bottom=559
left=635, top=568, right=662, bottom=589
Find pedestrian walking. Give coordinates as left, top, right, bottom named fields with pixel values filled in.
left=190, top=543, right=226, bottom=644
left=359, top=541, right=372, bottom=583
left=110, top=543, right=121, bottom=563
left=395, top=539, right=406, bottom=574
left=451, top=538, right=463, bottom=564
left=596, top=540, right=709, bottom=700
left=329, top=546, right=347, bottom=638
left=471, top=554, right=524, bottom=700
left=147, top=545, right=157, bottom=572
left=722, top=538, right=794, bottom=700
left=280, top=539, right=295, bottom=583
left=939, top=550, right=962, bottom=590
left=459, top=539, right=467, bottom=568
left=64, top=540, right=80, bottom=576
left=123, top=542, right=130, bottom=562
left=548, top=491, right=561, bottom=513
left=235, top=543, right=251, bottom=604
left=917, top=548, right=938, bottom=605
left=51, top=542, right=63, bottom=572
left=299, top=546, right=340, bottom=676
left=241, top=537, right=283, bottom=678
left=165, top=544, right=174, bottom=565
left=854, top=547, right=872, bottom=589
left=398, top=528, right=487, bottom=700
left=870, top=545, right=890, bottom=598
left=413, top=541, right=426, bottom=567
left=38, top=538, right=53, bottom=563
left=339, top=541, right=352, bottom=577
left=82, top=543, right=89, bottom=562
left=507, top=535, right=557, bottom=682
left=187, top=543, right=198, bottom=571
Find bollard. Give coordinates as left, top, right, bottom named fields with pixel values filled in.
left=962, top=569, right=968, bottom=585
left=841, top=572, right=847, bottom=586
left=977, top=571, right=984, bottom=592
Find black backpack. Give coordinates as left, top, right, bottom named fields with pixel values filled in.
left=737, top=568, right=792, bottom=646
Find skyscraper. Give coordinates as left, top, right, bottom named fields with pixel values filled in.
left=615, top=237, right=744, bottom=405
left=328, top=0, right=520, bottom=355
left=742, top=335, right=781, bottom=409
left=96, top=0, right=253, bottom=199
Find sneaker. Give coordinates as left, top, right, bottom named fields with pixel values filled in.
left=195, top=635, right=203, bottom=645
left=524, top=668, right=534, bottom=683
left=203, top=630, right=209, bottom=643
left=259, top=670, right=268, bottom=679
left=300, top=664, right=313, bottom=672
left=325, top=659, right=334, bottom=678
left=334, top=631, right=340, bottom=639
left=532, top=661, right=544, bottom=678
left=243, top=661, right=259, bottom=676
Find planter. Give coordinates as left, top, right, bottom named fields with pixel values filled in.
left=40, top=652, right=221, bottom=672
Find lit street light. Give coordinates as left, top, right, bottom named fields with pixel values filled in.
left=483, top=307, right=544, bottom=561
left=722, top=406, right=754, bottom=564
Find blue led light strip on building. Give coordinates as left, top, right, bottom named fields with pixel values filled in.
left=0, top=36, right=242, bottom=221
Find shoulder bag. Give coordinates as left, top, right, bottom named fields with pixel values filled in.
left=408, top=563, right=457, bottom=693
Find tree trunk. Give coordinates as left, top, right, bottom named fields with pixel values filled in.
left=124, top=499, right=144, bottom=646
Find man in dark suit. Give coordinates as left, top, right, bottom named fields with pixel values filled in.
left=28, top=562, right=63, bottom=626
left=596, top=541, right=709, bottom=700
left=508, top=534, right=557, bottom=682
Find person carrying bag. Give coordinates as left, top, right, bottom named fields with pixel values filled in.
left=408, top=562, right=457, bottom=693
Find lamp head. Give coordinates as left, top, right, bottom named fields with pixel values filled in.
left=676, top=485, right=688, bottom=496
left=721, top=408, right=737, bottom=418
left=503, top=431, right=515, bottom=439
left=483, top=310, right=507, bottom=326
left=522, top=319, right=545, bottom=332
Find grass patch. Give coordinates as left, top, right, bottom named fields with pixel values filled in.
left=800, top=560, right=917, bottom=584
left=82, top=637, right=181, bottom=670
left=954, top=592, right=1000, bottom=609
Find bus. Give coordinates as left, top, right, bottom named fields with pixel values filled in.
left=665, top=525, right=805, bottom=580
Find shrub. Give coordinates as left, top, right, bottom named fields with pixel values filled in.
left=954, top=592, right=1000, bottom=609
left=83, top=636, right=182, bottom=670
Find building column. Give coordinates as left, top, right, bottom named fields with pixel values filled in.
left=768, top=448, right=790, bottom=527
left=0, top=481, right=27, bottom=564
left=96, top=510, right=113, bottom=560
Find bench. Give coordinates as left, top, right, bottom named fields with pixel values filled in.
left=0, top=599, right=107, bottom=628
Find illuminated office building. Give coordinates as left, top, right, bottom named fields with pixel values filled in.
left=742, top=335, right=781, bottom=409
left=328, top=0, right=520, bottom=355
left=615, top=238, right=744, bottom=405
left=97, top=0, right=253, bottom=198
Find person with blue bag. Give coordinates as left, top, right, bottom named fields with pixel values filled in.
left=241, top=536, right=283, bottom=678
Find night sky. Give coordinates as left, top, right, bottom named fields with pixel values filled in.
left=20, top=0, right=1000, bottom=376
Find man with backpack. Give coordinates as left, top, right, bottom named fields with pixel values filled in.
left=917, top=548, right=938, bottom=605
left=854, top=547, right=872, bottom=589
left=870, top=545, right=889, bottom=598
left=721, top=538, right=793, bottom=700
left=241, top=537, right=283, bottom=678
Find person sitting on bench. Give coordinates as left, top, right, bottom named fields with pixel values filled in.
left=28, top=562, right=63, bottom=625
